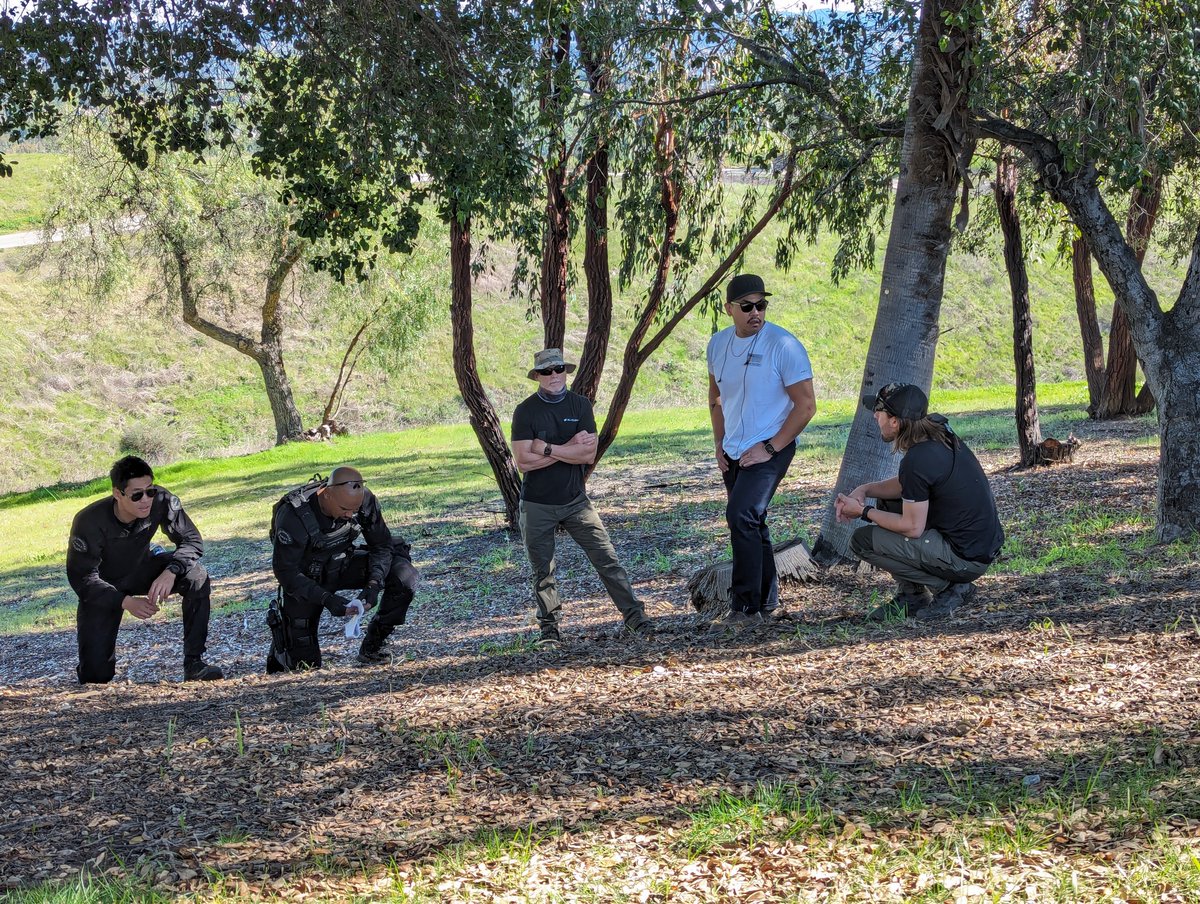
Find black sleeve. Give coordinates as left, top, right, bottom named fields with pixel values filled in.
left=357, top=490, right=394, bottom=587
left=579, top=397, right=597, bottom=434
left=272, top=506, right=340, bottom=610
left=160, top=491, right=204, bottom=574
left=511, top=400, right=534, bottom=442
left=66, top=510, right=125, bottom=612
left=898, top=448, right=933, bottom=503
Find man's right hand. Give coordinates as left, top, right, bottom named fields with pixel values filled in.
left=121, top=595, right=159, bottom=620
left=715, top=442, right=729, bottom=474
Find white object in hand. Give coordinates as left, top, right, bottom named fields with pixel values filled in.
left=344, top=599, right=365, bottom=638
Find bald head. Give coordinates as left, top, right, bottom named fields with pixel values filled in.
left=318, top=466, right=366, bottom=519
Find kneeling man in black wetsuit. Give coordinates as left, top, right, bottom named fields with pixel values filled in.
left=66, top=455, right=224, bottom=683
left=835, top=383, right=1005, bottom=622
left=268, top=467, right=417, bottom=670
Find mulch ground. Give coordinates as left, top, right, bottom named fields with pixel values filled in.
left=1, top=420, right=1198, bottom=900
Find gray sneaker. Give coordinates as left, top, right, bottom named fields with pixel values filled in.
left=914, top=582, right=978, bottom=621
left=533, top=627, right=562, bottom=650
left=623, top=616, right=656, bottom=638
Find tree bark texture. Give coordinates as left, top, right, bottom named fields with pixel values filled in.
left=571, top=49, right=613, bottom=403
left=538, top=24, right=572, bottom=352
left=814, top=0, right=976, bottom=562
left=169, top=236, right=305, bottom=445
left=1097, top=178, right=1161, bottom=419
left=1071, top=237, right=1106, bottom=416
left=449, top=213, right=523, bottom=528
left=994, top=150, right=1042, bottom=467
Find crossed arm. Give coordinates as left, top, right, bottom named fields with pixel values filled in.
left=512, top=431, right=598, bottom=474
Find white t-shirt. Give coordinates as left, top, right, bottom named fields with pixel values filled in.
left=706, top=321, right=814, bottom=460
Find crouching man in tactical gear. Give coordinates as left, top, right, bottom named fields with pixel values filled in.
left=268, top=466, right=417, bottom=671
left=66, top=455, right=224, bottom=683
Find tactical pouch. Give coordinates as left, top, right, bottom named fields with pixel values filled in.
left=266, top=595, right=294, bottom=671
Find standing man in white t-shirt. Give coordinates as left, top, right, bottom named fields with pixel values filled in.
left=707, top=274, right=817, bottom=628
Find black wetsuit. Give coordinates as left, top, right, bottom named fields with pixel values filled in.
left=269, top=487, right=417, bottom=670
left=66, top=490, right=211, bottom=683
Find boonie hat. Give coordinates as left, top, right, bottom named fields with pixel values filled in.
left=527, top=347, right=577, bottom=380
left=862, top=382, right=929, bottom=420
left=725, top=273, right=773, bottom=304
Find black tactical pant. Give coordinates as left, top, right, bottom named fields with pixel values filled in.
left=76, top=555, right=211, bottom=684
left=269, top=539, right=417, bottom=672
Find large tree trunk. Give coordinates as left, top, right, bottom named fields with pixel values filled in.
left=994, top=150, right=1042, bottom=467
left=814, top=0, right=976, bottom=562
left=1071, top=237, right=1106, bottom=416
left=449, top=212, right=523, bottom=527
left=256, top=345, right=304, bottom=444
left=572, top=46, right=613, bottom=403
left=1096, top=178, right=1161, bottom=419
left=538, top=23, right=572, bottom=351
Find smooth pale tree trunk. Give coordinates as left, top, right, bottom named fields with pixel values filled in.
left=1097, top=179, right=1160, bottom=418
left=170, top=237, right=305, bottom=444
left=1071, top=237, right=1106, bottom=416
left=994, top=150, right=1042, bottom=466
left=449, top=212, right=523, bottom=527
left=814, top=0, right=975, bottom=562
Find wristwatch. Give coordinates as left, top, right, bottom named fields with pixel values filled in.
left=763, top=440, right=778, bottom=457
left=543, top=442, right=553, bottom=456
left=860, top=505, right=875, bottom=522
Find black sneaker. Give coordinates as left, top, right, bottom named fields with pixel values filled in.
left=914, top=582, right=978, bottom=621
left=623, top=617, right=656, bottom=638
left=357, top=646, right=391, bottom=665
left=184, top=660, right=224, bottom=681
left=533, top=627, right=561, bottom=650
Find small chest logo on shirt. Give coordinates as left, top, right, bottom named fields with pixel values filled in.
left=745, top=353, right=764, bottom=367
left=563, top=417, right=580, bottom=423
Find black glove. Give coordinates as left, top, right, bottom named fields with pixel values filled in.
left=323, top=593, right=348, bottom=617
left=360, top=583, right=380, bottom=612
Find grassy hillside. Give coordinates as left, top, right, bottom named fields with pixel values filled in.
left=0, top=151, right=65, bottom=232
left=0, top=152, right=1179, bottom=494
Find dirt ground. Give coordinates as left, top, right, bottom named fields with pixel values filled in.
left=1, top=423, right=1198, bottom=900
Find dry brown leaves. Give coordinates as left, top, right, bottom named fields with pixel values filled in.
left=0, top=421, right=1197, bottom=900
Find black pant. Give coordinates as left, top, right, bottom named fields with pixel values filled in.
left=76, top=556, right=211, bottom=684
left=271, top=540, right=417, bottom=671
left=722, top=442, right=796, bottom=614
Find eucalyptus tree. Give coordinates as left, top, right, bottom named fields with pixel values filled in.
left=973, top=0, right=1200, bottom=539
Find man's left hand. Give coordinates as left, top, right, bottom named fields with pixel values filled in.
left=738, top=442, right=773, bottom=468
left=147, top=568, right=176, bottom=606
left=360, top=583, right=380, bottom=611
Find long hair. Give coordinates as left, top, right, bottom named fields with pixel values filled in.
left=894, top=415, right=958, bottom=453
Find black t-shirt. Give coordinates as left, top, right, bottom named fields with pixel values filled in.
left=899, top=439, right=1005, bottom=563
left=511, top=391, right=597, bottom=505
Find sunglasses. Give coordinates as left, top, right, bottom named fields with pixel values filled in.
left=536, top=365, right=567, bottom=376
left=735, top=300, right=769, bottom=313
left=120, top=486, right=159, bottom=503
left=329, top=479, right=365, bottom=491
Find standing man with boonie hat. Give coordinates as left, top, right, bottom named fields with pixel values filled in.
left=707, top=274, right=817, bottom=629
left=510, top=348, right=653, bottom=647
left=835, top=382, right=1005, bottom=621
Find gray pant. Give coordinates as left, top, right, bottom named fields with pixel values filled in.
left=850, top=500, right=990, bottom=593
left=519, top=493, right=644, bottom=630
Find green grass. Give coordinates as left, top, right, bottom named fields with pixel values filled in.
left=0, top=152, right=65, bottom=232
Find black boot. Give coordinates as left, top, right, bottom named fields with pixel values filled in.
left=184, top=657, right=224, bottom=681
left=357, top=617, right=392, bottom=664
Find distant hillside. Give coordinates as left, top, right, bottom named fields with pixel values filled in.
left=0, top=152, right=1177, bottom=494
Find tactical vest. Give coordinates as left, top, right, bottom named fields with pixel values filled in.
left=273, top=477, right=362, bottom=575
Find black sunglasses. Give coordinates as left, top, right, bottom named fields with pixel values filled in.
left=120, top=486, right=159, bottom=503
left=735, top=300, right=769, bottom=313
left=536, top=365, right=567, bottom=376
left=329, top=479, right=365, bottom=491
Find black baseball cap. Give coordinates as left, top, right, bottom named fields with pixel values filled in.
left=862, top=382, right=929, bottom=420
left=725, top=273, right=773, bottom=304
